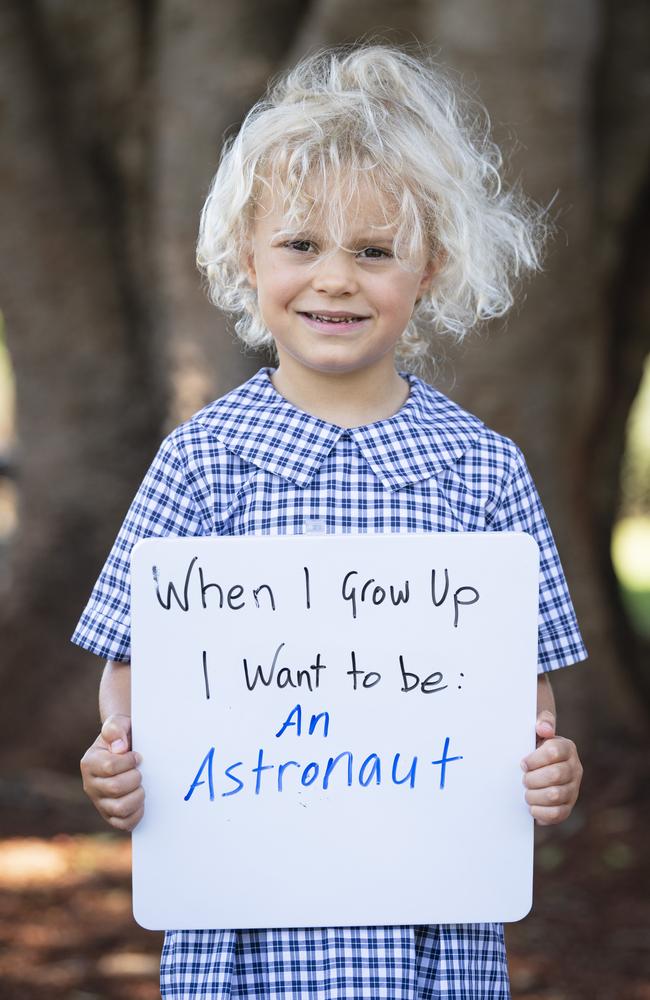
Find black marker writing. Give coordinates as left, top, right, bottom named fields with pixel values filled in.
left=342, top=570, right=410, bottom=619
left=242, top=645, right=327, bottom=692
left=347, top=650, right=382, bottom=690
left=153, top=557, right=197, bottom=611
left=430, top=569, right=480, bottom=627
left=202, top=649, right=210, bottom=700
left=398, top=655, right=447, bottom=694
left=152, top=558, right=276, bottom=613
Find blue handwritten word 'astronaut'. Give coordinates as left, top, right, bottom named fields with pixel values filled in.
left=182, top=736, right=463, bottom=800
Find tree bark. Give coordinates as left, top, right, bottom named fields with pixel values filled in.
left=0, top=1, right=165, bottom=768
left=421, top=0, right=650, bottom=743
left=150, top=0, right=312, bottom=425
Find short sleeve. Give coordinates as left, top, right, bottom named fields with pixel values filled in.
left=71, top=432, right=205, bottom=662
left=487, top=443, right=588, bottom=673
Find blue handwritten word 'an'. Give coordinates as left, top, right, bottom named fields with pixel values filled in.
left=274, top=703, right=330, bottom=738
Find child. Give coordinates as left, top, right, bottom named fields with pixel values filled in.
left=76, top=43, right=586, bottom=999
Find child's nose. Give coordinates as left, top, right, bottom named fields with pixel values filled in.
left=310, top=251, right=359, bottom=296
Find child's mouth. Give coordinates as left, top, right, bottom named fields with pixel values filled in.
left=299, top=312, right=370, bottom=331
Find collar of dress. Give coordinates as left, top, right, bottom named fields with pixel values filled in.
left=192, top=368, right=484, bottom=492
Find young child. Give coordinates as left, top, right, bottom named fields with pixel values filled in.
left=76, top=43, right=586, bottom=999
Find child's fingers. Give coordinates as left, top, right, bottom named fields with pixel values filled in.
left=96, top=749, right=142, bottom=778
left=81, top=721, right=145, bottom=831
left=100, top=713, right=132, bottom=754
left=524, top=783, right=578, bottom=809
left=93, top=764, right=143, bottom=800
left=117, top=805, right=144, bottom=832
left=80, top=743, right=143, bottom=821
left=81, top=744, right=141, bottom=781
left=522, top=760, right=576, bottom=790
left=521, top=734, right=583, bottom=827
left=99, top=786, right=145, bottom=831
left=521, top=736, right=576, bottom=773
left=535, top=709, right=556, bottom=741
left=528, top=803, right=573, bottom=826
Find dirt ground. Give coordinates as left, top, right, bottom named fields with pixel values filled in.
left=0, top=741, right=648, bottom=1000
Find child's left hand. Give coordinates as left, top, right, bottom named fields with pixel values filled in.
left=521, top=710, right=583, bottom=825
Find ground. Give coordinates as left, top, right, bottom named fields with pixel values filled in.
left=0, top=741, right=648, bottom=1000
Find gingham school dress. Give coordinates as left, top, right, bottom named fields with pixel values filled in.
left=72, top=368, right=587, bottom=1000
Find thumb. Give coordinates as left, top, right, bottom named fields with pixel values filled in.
left=100, top=713, right=132, bottom=754
left=536, top=708, right=556, bottom=741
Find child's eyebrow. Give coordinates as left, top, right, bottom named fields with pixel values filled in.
left=269, top=225, right=397, bottom=246
left=273, top=229, right=396, bottom=241
left=351, top=233, right=395, bottom=244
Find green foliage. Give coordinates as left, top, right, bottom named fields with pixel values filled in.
left=619, top=584, right=650, bottom=639
left=0, top=312, right=16, bottom=449
left=618, top=355, right=650, bottom=519
left=612, top=356, right=650, bottom=640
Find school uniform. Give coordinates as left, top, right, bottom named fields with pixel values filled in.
left=73, top=367, right=586, bottom=999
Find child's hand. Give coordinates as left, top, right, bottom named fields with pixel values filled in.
left=521, top=710, right=583, bottom=826
left=80, top=714, right=144, bottom=831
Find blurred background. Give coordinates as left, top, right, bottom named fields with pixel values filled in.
left=0, top=1, right=648, bottom=997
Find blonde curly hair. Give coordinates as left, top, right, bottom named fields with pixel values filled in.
left=196, top=43, right=546, bottom=367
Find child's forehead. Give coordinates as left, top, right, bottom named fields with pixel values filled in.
left=251, top=171, right=402, bottom=237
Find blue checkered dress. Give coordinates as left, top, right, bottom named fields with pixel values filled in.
left=73, top=368, right=586, bottom=999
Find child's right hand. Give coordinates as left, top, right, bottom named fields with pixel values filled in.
left=80, top=714, right=144, bottom=831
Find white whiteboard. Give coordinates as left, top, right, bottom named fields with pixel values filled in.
left=131, top=532, right=539, bottom=930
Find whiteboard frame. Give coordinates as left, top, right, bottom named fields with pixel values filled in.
left=131, top=532, right=539, bottom=930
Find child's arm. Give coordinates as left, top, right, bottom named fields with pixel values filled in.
left=80, top=660, right=144, bottom=831
left=520, top=674, right=583, bottom=825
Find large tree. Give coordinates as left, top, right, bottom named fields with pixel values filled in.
left=0, top=0, right=647, bottom=778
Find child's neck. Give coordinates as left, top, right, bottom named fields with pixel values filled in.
left=270, top=358, right=410, bottom=429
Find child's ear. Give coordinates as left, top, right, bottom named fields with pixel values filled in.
left=245, top=248, right=257, bottom=289
left=417, top=258, right=437, bottom=298
left=418, top=249, right=446, bottom=297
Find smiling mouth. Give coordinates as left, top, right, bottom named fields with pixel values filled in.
left=300, top=312, right=369, bottom=324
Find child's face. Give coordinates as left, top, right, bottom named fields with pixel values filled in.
left=246, top=182, right=435, bottom=380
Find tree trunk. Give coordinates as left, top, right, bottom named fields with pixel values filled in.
left=0, top=1, right=165, bottom=769
left=422, top=0, right=650, bottom=744
left=150, top=0, right=311, bottom=425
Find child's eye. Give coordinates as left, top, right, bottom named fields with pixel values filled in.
left=286, top=239, right=316, bottom=253
left=358, top=246, right=392, bottom=259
